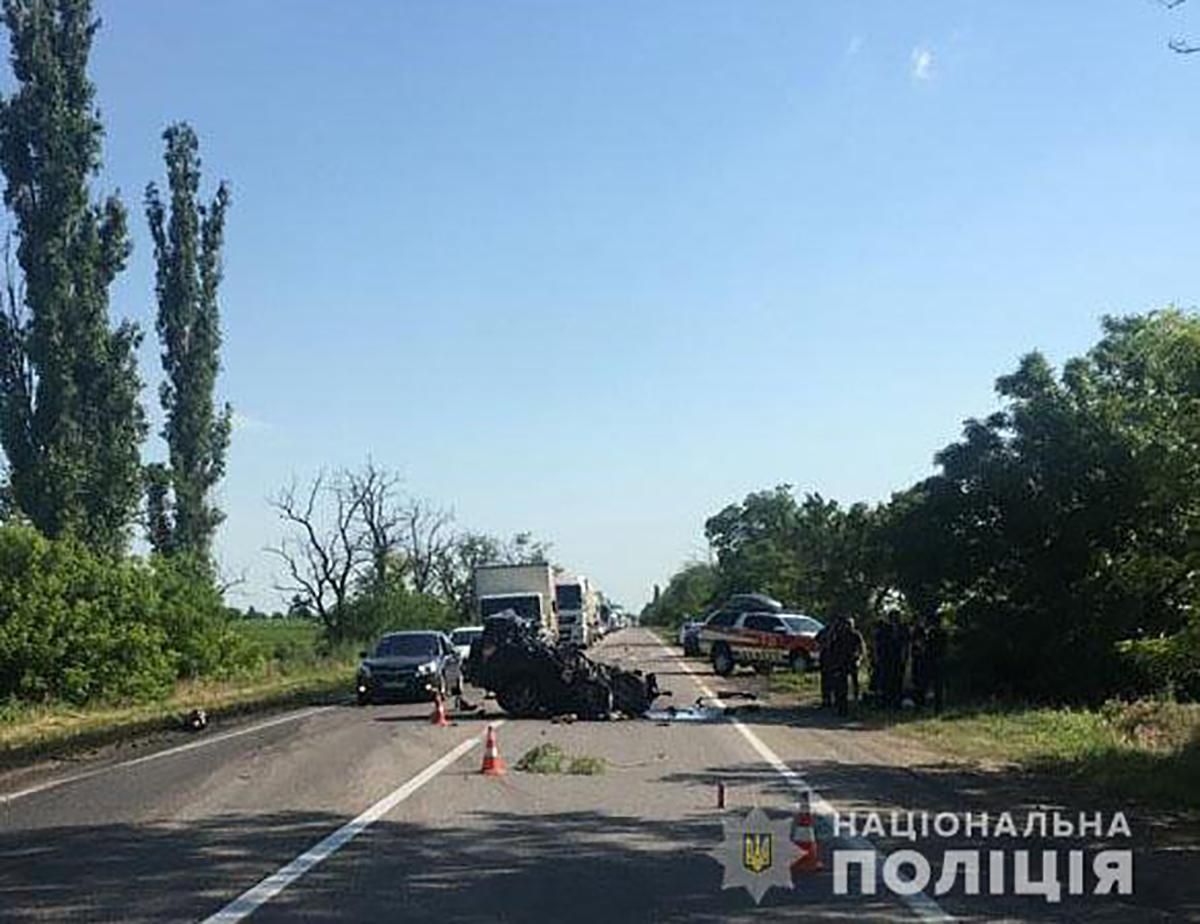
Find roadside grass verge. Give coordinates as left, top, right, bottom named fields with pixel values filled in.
left=886, top=700, right=1200, bottom=810
left=0, top=618, right=353, bottom=770
left=769, top=668, right=821, bottom=703
left=0, top=660, right=355, bottom=769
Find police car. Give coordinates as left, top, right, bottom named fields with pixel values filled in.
left=696, top=595, right=823, bottom=676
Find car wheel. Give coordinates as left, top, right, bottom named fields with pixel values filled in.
left=789, top=651, right=811, bottom=674
left=356, top=688, right=372, bottom=706
left=497, top=677, right=541, bottom=718
left=712, top=643, right=735, bottom=677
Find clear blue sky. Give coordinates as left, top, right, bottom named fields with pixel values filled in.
left=23, top=0, right=1200, bottom=611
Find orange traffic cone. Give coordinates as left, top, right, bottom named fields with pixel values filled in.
left=480, top=724, right=506, bottom=776
left=791, top=790, right=824, bottom=873
left=430, top=691, right=450, bottom=727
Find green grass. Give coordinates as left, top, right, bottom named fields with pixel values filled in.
left=890, top=700, right=1200, bottom=809
left=230, top=617, right=325, bottom=669
left=0, top=619, right=354, bottom=768
left=768, top=668, right=822, bottom=701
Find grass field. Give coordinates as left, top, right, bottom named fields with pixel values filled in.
left=891, top=700, right=1200, bottom=809
left=0, top=618, right=354, bottom=768
left=762, top=662, right=1200, bottom=810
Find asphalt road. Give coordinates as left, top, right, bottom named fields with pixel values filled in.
left=0, top=629, right=1191, bottom=922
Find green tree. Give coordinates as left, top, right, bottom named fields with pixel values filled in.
left=144, top=122, right=231, bottom=561
left=641, top=561, right=717, bottom=628
left=889, top=310, right=1200, bottom=700
left=0, top=0, right=146, bottom=553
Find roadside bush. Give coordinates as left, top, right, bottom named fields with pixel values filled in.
left=1115, top=625, right=1200, bottom=702
left=0, top=524, right=255, bottom=705
left=333, top=580, right=456, bottom=645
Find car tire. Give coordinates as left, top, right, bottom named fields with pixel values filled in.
left=712, top=643, right=735, bottom=677
left=356, top=688, right=372, bottom=706
left=497, top=676, right=541, bottom=718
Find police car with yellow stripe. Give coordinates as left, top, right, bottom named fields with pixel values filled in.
left=696, top=594, right=823, bottom=676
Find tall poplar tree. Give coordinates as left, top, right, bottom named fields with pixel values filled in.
left=144, top=122, right=231, bottom=561
left=0, top=0, right=146, bottom=553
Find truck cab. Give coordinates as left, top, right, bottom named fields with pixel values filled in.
left=555, top=575, right=596, bottom=647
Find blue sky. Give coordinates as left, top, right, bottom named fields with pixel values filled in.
left=13, top=0, right=1200, bottom=611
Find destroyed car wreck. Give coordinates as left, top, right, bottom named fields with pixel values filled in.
left=464, top=613, right=668, bottom=719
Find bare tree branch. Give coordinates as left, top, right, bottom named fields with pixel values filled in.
left=265, top=469, right=370, bottom=636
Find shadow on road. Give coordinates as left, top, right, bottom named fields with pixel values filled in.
left=0, top=807, right=913, bottom=923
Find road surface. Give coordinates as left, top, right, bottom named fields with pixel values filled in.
left=0, top=628, right=1189, bottom=922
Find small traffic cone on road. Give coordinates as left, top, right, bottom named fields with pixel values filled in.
left=790, top=790, right=824, bottom=873
left=480, top=724, right=506, bottom=776
left=430, top=691, right=450, bottom=727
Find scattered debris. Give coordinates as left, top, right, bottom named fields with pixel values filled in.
left=514, top=742, right=607, bottom=775
left=566, top=755, right=606, bottom=775
left=515, top=743, right=566, bottom=774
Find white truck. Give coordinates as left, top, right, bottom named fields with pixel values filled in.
left=474, top=562, right=558, bottom=641
left=555, top=575, right=598, bottom=647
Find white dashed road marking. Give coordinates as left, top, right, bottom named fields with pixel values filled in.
left=656, top=637, right=953, bottom=922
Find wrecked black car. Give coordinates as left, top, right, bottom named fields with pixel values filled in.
left=464, top=612, right=667, bottom=719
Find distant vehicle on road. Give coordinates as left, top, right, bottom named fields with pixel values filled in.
left=555, top=574, right=598, bottom=647
left=355, top=631, right=463, bottom=705
left=677, top=620, right=703, bottom=656
left=474, top=563, right=558, bottom=640
left=697, top=597, right=822, bottom=675
left=449, top=626, right=483, bottom=662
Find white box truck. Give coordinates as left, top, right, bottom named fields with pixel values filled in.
left=474, top=562, right=558, bottom=640
left=555, top=574, right=598, bottom=647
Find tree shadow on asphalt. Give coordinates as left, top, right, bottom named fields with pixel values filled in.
left=0, top=807, right=910, bottom=923
left=651, top=757, right=1196, bottom=923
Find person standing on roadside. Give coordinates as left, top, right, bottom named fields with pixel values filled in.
left=816, top=621, right=832, bottom=708
left=925, top=612, right=948, bottom=714
left=826, top=614, right=853, bottom=718
left=910, top=620, right=929, bottom=708
left=846, top=617, right=865, bottom=704
left=870, top=618, right=888, bottom=700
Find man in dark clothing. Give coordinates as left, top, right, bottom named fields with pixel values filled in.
left=910, top=622, right=929, bottom=708
left=884, top=615, right=909, bottom=709
left=815, top=623, right=832, bottom=708
left=925, top=614, right=947, bottom=714
left=825, top=615, right=853, bottom=717
left=870, top=619, right=888, bottom=699
left=846, top=617, right=865, bottom=704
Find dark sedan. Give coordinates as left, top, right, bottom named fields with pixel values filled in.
left=356, top=631, right=463, bottom=705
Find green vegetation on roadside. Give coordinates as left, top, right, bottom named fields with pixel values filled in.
left=0, top=615, right=352, bottom=767
left=891, top=700, right=1200, bottom=809
left=0, top=660, right=354, bottom=767
left=644, top=311, right=1200, bottom=706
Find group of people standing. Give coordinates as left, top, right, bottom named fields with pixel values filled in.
left=816, top=610, right=947, bottom=717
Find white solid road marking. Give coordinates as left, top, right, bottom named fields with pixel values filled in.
left=656, top=636, right=953, bottom=923
left=200, top=723, right=503, bottom=923
left=0, top=706, right=334, bottom=806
